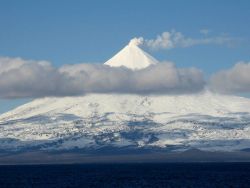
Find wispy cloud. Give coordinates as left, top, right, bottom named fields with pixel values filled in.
left=200, top=29, right=212, bottom=35
left=0, top=57, right=205, bottom=98
left=136, top=30, right=239, bottom=50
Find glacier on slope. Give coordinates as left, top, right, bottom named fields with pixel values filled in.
left=0, top=91, right=250, bottom=153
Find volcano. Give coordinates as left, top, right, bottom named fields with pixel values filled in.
left=104, top=38, right=158, bottom=70
left=0, top=40, right=250, bottom=158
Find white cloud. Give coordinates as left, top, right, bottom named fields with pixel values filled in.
left=0, top=57, right=82, bottom=98
left=0, top=57, right=205, bottom=98
left=136, top=30, right=238, bottom=50
left=200, top=29, right=212, bottom=35
left=210, top=62, right=250, bottom=94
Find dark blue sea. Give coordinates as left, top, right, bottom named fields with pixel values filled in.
left=0, top=163, right=250, bottom=187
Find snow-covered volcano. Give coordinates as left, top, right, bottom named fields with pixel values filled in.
left=104, top=38, right=158, bottom=70
left=0, top=40, right=250, bottom=154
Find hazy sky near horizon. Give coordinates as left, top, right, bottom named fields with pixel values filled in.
left=0, top=0, right=250, bottom=113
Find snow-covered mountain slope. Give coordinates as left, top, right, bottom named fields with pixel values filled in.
left=0, top=90, right=250, bottom=152
left=104, top=39, right=158, bottom=70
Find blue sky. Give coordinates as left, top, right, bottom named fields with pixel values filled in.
left=0, top=0, right=250, bottom=113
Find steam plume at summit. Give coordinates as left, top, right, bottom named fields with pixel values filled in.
left=133, top=30, right=238, bottom=50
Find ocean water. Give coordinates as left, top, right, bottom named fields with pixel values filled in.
left=0, top=163, right=250, bottom=187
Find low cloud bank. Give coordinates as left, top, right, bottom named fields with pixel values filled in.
left=210, top=62, right=250, bottom=94
left=2, top=56, right=249, bottom=98
left=0, top=57, right=205, bottom=98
